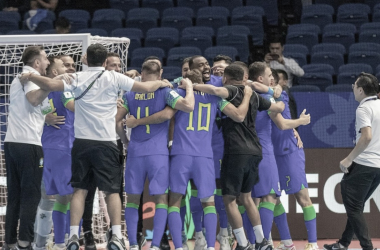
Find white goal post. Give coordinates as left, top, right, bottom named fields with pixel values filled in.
left=0, top=33, right=130, bottom=244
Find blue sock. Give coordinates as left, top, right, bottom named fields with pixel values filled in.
left=168, top=207, right=182, bottom=249
left=125, top=203, right=139, bottom=245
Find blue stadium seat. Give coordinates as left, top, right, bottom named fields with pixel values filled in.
left=374, top=2, right=380, bottom=12
left=348, top=51, right=380, bottom=72
left=303, top=64, right=335, bottom=75
left=7, top=30, right=36, bottom=35
left=216, top=33, right=249, bottom=63
left=131, top=47, right=165, bottom=67
left=246, top=0, right=278, bottom=25
left=311, top=43, right=346, bottom=56
left=360, top=22, right=380, bottom=32
left=180, top=26, right=214, bottom=53
left=290, top=85, right=321, bottom=93
left=301, top=7, right=333, bottom=29
left=339, top=63, right=373, bottom=74
left=337, top=73, right=362, bottom=85
left=167, top=47, right=201, bottom=67
left=286, top=31, right=318, bottom=51
left=231, top=6, right=264, bottom=45
left=0, top=15, right=19, bottom=34
left=337, top=3, right=370, bottom=29
left=314, top=0, right=338, bottom=10
left=196, top=7, right=229, bottom=33
left=204, top=46, right=238, bottom=64
left=359, top=30, right=380, bottom=44
left=364, top=0, right=380, bottom=8
left=161, top=16, right=192, bottom=32
left=92, top=9, right=125, bottom=35
left=349, top=42, right=380, bottom=53
left=325, top=84, right=353, bottom=92
left=162, top=66, right=182, bottom=80
left=59, top=9, right=90, bottom=32
left=211, top=0, right=242, bottom=9
left=145, top=27, right=179, bottom=53
left=109, top=0, right=139, bottom=16
left=371, top=11, right=380, bottom=21
left=322, top=31, right=355, bottom=51
left=41, top=29, right=57, bottom=34
left=126, top=8, right=159, bottom=35
left=77, top=28, right=108, bottom=36
left=217, top=25, right=250, bottom=37
left=23, top=10, right=55, bottom=33
left=288, top=23, right=321, bottom=35
left=177, top=0, right=208, bottom=13
left=163, top=7, right=194, bottom=18
left=376, top=64, right=380, bottom=73
left=283, top=44, right=309, bottom=66
left=298, top=64, right=334, bottom=90
left=282, top=52, right=307, bottom=67
left=111, top=28, right=143, bottom=51
left=302, top=4, right=335, bottom=15
left=142, top=0, right=174, bottom=16
left=323, top=23, right=356, bottom=34
left=311, top=52, right=344, bottom=74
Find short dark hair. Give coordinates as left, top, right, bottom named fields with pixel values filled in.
left=356, top=72, right=379, bottom=96
left=143, top=56, right=162, bottom=67
left=87, top=44, right=107, bottom=66
left=182, top=57, right=191, bottom=66
left=107, top=52, right=120, bottom=58
left=248, top=61, right=267, bottom=81
left=46, top=56, right=58, bottom=75
left=231, top=61, right=248, bottom=74
left=268, top=36, right=284, bottom=46
left=55, top=17, right=70, bottom=29
left=22, top=45, right=44, bottom=65
left=271, top=68, right=279, bottom=84
left=224, top=64, right=244, bottom=82
left=141, top=60, right=161, bottom=76
left=213, top=54, right=232, bottom=65
left=188, top=55, right=204, bottom=69
left=276, top=69, right=288, bottom=80
left=185, top=69, right=203, bottom=83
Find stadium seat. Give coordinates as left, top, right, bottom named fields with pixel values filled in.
left=339, top=63, right=373, bottom=74
left=311, top=52, right=344, bottom=74
left=246, top=0, right=278, bottom=25
left=314, top=0, right=338, bottom=10
left=163, top=7, right=194, bottom=18
left=301, top=5, right=333, bottom=29
left=298, top=64, right=334, bottom=90
left=216, top=33, right=249, bottom=63
left=288, top=23, right=321, bottom=35
left=374, top=2, right=380, bottom=12
left=303, top=64, right=335, bottom=75
left=325, top=84, right=353, bottom=92
left=322, top=31, right=355, bottom=51
left=337, top=73, right=362, bottom=85
left=161, top=16, right=193, bottom=32
left=41, top=29, right=57, bottom=34
left=126, top=8, right=159, bottom=35
left=290, top=85, right=321, bottom=93
left=359, top=30, right=380, bottom=44
left=92, top=9, right=125, bottom=35
left=283, top=45, right=309, bottom=66
left=217, top=25, right=250, bottom=37
left=77, top=28, right=108, bottom=36
left=145, top=27, right=179, bottom=53
left=111, top=28, right=143, bottom=51
left=323, top=23, right=356, bottom=34
left=348, top=51, right=380, bottom=72
left=7, top=30, right=36, bottom=35
left=177, top=0, right=208, bottom=13
left=180, top=26, right=214, bottom=53
left=311, top=43, right=346, bottom=56
left=337, top=3, right=370, bottom=29
left=282, top=52, right=307, bottom=67
left=204, top=46, right=239, bottom=64
left=302, top=4, right=335, bottom=15
left=167, top=47, right=201, bottom=67
left=109, top=0, right=139, bottom=16
left=59, top=9, right=90, bottom=32
left=162, top=66, right=182, bottom=80
left=0, top=15, right=19, bottom=34
left=231, top=6, right=264, bottom=45
left=286, top=31, right=318, bottom=51
left=23, top=10, right=55, bottom=33
left=349, top=42, right=380, bottom=53
left=131, top=47, right=165, bottom=67
left=376, top=64, right=380, bottom=74
left=360, top=22, right=380, bottom=32
left=196, top=7, right=229, bottom=33
left=142, top=0, right=174, bottom=16
left=211, top=0, right=242, bottom=9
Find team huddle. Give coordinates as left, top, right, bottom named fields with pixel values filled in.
left=4, top=44, right=316, bottom=250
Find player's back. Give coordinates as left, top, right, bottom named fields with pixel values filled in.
left=256, top=93, right=274, bottom=154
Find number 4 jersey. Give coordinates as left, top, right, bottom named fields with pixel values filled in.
left=122, top=87, right=181, bottom=157
left=171, top=88, right=229, bottom=158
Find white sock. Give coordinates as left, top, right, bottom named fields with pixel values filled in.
left=233, top=228, right=248, bottom=247
left=207, top=248, right=215, bottom=250
left=112, top=225, right=122, bottom=239
left=253, top=225, right=264, bottom=243
left=219, top=227, right=228, bottom=237
left=69, top=226, right=79, bottom=238
left=175, top=248, right=183, bottom=250
left=282, top=239, right=293, bottom=246
left=195, top=231, right=203, bottom=238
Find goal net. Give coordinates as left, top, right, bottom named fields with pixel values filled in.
left=0, top=33, right=130, bottom=244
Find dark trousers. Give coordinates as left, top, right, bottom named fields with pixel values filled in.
left=339, top=161, right=380, bottom=250
left=4, top=142, right=44, bottom=244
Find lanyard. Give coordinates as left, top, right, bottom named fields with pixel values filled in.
left=353, top=97, right=378, bottom=145
left=74, top=71, right=105, bottom=101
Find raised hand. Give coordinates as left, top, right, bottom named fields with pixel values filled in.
left=299, top=109, right=311, bottom=125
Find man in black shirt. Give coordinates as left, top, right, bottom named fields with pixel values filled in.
left=193, top=64, right=284, bottom=250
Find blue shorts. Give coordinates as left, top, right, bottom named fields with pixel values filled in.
left=43, top=148, right=73, bottom=196
left=170, top=155, right=215, bottom=199
left=213, top=150, right=223, bottom=179
left=275, top=149, right=308, bottom=194
left=125, top=155, right=169, bottom=195
left=252, top=153, right=281, bottom=198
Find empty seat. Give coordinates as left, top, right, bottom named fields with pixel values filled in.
left=302, top=4, right=335, bottom=15
left=290, top=85, right=321, bottom=93
left=167, top=47, right=201, bottom=67
left=180, top=26, right=214, bottom=52
left=325, top=84, right=353, bottom=92
left=349, top=42, right=380, bottom=53
left=337, top=3, right=370, bottom=29
left=177, top=0, right=208, bottom=13
left=92, top=9, right=125, bottom=35
left=314, top=0, right=338, bottom=10
left=204, top=46, right=239, bottom=64
left=231, top=6, right=264, bottom=45
left=77, top=28, right=108, bottom=36
left=59, top=9, right=90, bottom=32
left=131, top=47, right=165, bottom=67
left=348, top=51, right=380, bottom=72
left=126, top=8, right=159, bottom=35
left=323, top=23, right=356, bottom=34
left=163, top=7, right=194, bottom=18
left=360, top=22, right=380, bottom=32
left=145, top=27, right=179, bottom=53
left=161, top=16, right=192, bottom=32
left=322, top=31, right=355, bottom=51
left=282, top=52, right=307, bottom=67
left=301, top=7, right=333, bottom=29
left=288, top=23, right=321, bottom=35
left=162, top=66, right=182, bottom=80
left=246, top=0, right=278, bottom=25
left=303, top=64, right=335, bottom=75
left=339, top=63, right=373, bottom=74
left=286, top=31, right=318, bottom=51
left=0, top=15, right=19, bottom=34
left=211, top=0, right=242, bottom=9
left=217, top=25, right=250, bottom=37
left=359, top=30, right=380, bottom=44
left=111, top=28, right=143, bottom=51
left=337, top=72, right=363, bottom=85
left=283, top=45, right=309, bottom=66
left=298, top=64, right=334, bottom=90
left=7, top=30, right=36, bottom=35
left=311, top=52, right=344, bottom=74
left=217, top=34, right=249, bottom=63
left=311, top=43, right=346, bottom=55
left=142, top=0, right=174, bottom=15
left=109, top=0, right=139, bottom=16
left=196, top=7, right=229, bottom=32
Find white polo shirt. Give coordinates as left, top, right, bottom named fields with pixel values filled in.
left=354, top=95, right=380, bottom=168
left=65, top=67, right=135, bottom=141
left=4, top=66, right=46, bottom=146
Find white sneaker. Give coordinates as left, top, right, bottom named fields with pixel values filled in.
left=149, top=246, right=160, bottom=250
left=276, top=243, right=296, bottom=250
left=52, top=245, right=66, bottom=250
left=194, top=233, right=207, bottom=250
left=217, top=234, right=231, bottom=250
left=182, top=231, right=189, bottom=250
left=129, top=245, right=139, bottom=250
left=304, top=243, right=318, bottom=250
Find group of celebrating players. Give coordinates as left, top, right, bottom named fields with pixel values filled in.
left=4, top=43, right=316, bottom=250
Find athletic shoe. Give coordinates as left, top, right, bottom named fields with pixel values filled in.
left=129, top=245, right=139, bottom=250
left=182, top=231, right=189, bottom=250
left=323, top=243, right=345, bottom=250
left=235, top=243, right=254, bottom=250
left=160, top=233, right=170, bottom=250
left=304, top=243, right=319, bottom=250
left=84, top=231, right=97, bottom=250
left=137, top=233, right=146, bottom=249
left=217, top=234, right=232, bottom=250
left=194, top=233, right=207, bottom=250
left=255, top=239, right=273, bottom=250
left=107, top=235, right=126, bottom=250
left=149, top=246, right=160, bottom=250
left=268, top=239, right=274, bottom=249
left=105, top=229, right=113, bottom=243
left=66, top=235, right=80, bottom=250
left=276, top=243, right=296, bottom=250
